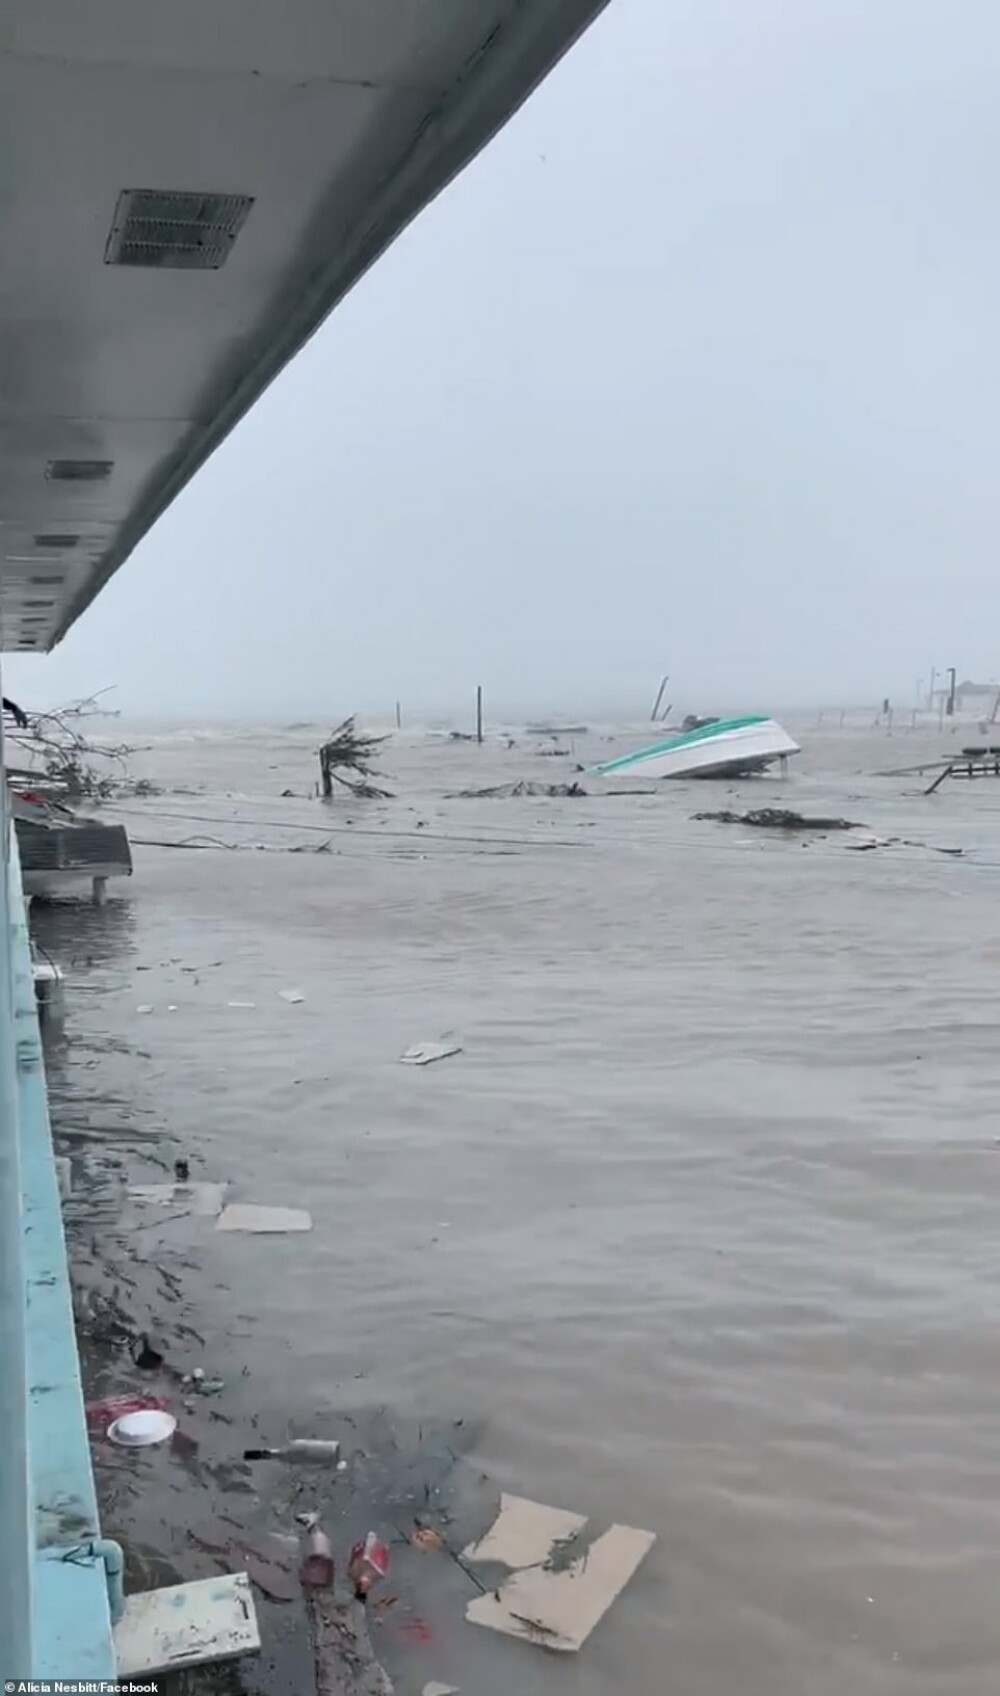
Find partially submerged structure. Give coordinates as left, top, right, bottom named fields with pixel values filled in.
left=0, top=3, right=612, bottom=1679
left=595, top=715, right=801, bottom=782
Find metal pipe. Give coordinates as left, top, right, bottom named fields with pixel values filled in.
left=90, top=1537, right=125, bottom=1624
left=45, top=1540, right=126, bottom=1625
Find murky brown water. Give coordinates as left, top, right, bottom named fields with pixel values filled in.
left=38, top=717, right=1000, bottom=1695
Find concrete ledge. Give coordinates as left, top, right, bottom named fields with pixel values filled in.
left=8, top=841, right=116, bottom=1678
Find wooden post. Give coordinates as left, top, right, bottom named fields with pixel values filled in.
left=395, top=700, right=402, bottom=729
left=650, top=675, right=669, bottom=722
left=319, top=745, right=332, bottom=798
left=476, top=685, right=483, bottom=745
left=946, top=668, right=956, bottom=716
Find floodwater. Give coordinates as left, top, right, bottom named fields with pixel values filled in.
left=37, top=716, right=1000, bottom=1695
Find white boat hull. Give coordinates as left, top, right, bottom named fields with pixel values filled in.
left=595, top=717, right=800, bottom=781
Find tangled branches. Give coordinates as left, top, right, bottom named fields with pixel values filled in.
left=7, top=690, right=154, bottom=800
left=318, top=717, right=393, bottom=800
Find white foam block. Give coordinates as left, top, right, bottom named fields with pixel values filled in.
left=114, top=1572, right=260, bottom=1677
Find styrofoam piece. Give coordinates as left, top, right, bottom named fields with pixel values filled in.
left=216, top=1204, right=312, bottom=1233
left=423, top=1684, right=459, bottom=1695
left=400, top=1041, right=462, bottom=1066
left=462, top=1494, right=587, bottom=1569
left=278, top=989, right=305, bottom=1004
left=465, top=1522, right=655, bottom=1653
left=130, top=1182, right=227, bottom=1217
left=114, top=1572, right=260, bottom=1676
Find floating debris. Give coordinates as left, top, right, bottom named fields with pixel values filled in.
left=845, top=835, right=963, bottom=857
left=114, top=1572, right=260, bottom=1677
left=412, top=1525, right=446, bottom=1553
left=108, top=1408, right=178, bottom=1448
left=693, top=808, right=863, bottom=831
left=449, top=780, right=587, bottom=799
left=278, top=988, right=306, bottom=1005
left=86, top=1393, right=170, bottom=1438
left=465, top=1501, right=655, bottom=1653
left=348, top=1532, right=390, bottom=1599
left=130, top=1181, right=227, bottom=1218
left=462, top=1494, right=586, bottom=1569
left=216, top=1204, right=313, bottom=1233
left=133, top=1333, right=166, bottom=1371
left=400, top=1042, right=462, bottom=1067
left=193, top=1376, right=225, bottom=1397
left=243, top=1438, right=341, bottom=1465
left=300, top=1523, right=336, bottom=1590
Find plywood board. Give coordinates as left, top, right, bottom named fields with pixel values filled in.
left=465, top=1523, right=655, bottom=1653
left=114, top=1573, right=260, bottom=1676
left=462, top=1494, right=587, bottom=1569
left=216, top=1204, right=312, bottom=1233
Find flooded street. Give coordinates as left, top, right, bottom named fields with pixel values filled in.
left=38, top=718, right=1000, bottom=1696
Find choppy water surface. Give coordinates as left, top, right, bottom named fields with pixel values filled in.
left=39, top=717, right=1000, bottom=1695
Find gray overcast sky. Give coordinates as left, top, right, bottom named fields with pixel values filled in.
left=10, top=0, right=1000, bottom=720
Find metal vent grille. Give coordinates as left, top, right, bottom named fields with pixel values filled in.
left=15, top=820, right=133, bottom=876
left=31, top=575, right=63, bottom=586
left=105, top=189, right=254, bottom=269
left=34, top=533, right=79, bottom=549
left=45, top=460, right=113, bottom=482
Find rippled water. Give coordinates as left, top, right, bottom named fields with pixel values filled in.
left=38, top=717, right=1000, bottom=1695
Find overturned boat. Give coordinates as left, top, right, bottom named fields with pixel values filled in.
left=595, top=715, right=800, bottom=781
left=9, top=784, right=132, bottom=902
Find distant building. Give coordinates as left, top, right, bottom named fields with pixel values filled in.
left=931, top=679, right=1000, bottom=711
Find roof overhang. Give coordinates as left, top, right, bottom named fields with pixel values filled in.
left=0, top=1, right=609, bottom=654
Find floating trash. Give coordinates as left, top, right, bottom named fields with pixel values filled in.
left=130, top=1181, right=227, bottom=1218
left=244, top=1438, right=341, bottom=1465
left=86, top=1394, right=170, bottom=1439
left=464, top=1495, right=655, bottom=1653
left=347, top=1532, right=390, bottom=1599
left=217, top=1204, right=312, bottom=1234
left=299, top=1523, right=335, bottom=1590
left=108, top=1408, right=178, bottom=1448
left=400, top=1042, right=462, bottom=1067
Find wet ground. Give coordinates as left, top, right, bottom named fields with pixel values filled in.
left=37, top=714, right=1000, bottom=1695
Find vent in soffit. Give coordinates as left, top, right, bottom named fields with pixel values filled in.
left=105, top=189, right=255, bottom=269
left=46, top=460, right=112, bottom=482
left=34, top=532, right=79, bottom=549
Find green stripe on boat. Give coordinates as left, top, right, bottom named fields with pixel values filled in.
left=594, top=715, right=769, bottom=774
